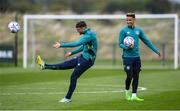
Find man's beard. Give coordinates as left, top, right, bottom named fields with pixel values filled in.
left=79, top=32, right=84, bottom=35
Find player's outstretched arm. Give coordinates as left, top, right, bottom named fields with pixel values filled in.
left=60, top=35, right=92, bottom=48
left=139, top=30, right=160, bottom=55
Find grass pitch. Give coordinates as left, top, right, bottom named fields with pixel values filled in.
left=0, top=68, right=180, bottom=110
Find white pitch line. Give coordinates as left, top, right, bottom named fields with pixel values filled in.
left=0, top=87, right=147, bottom=95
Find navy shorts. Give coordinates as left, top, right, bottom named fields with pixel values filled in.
left=123, top=57, right=141, bottom=73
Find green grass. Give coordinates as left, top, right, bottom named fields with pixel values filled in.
left=0, top=68, right=180, bottom=110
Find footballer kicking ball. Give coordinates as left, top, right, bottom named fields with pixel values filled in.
left=8, top=21, right=20, bottom=33
left=123, top=36, right=134, bottom=46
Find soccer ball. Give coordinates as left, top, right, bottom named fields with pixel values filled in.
left=8, top=21, right=20, bottom=33
left=123, top=36, right=134, bottom=46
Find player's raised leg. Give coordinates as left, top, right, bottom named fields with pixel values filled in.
left=45, top=57, right=78, bottom=70
left=36, top=55, right=78, bottom=70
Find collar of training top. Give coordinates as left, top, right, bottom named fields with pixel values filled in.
left=83, top=28, right=90, bottom=34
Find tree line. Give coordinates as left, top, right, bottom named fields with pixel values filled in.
left=0, top=0, right=180, bottom=14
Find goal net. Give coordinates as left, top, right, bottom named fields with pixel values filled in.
left=23, top=14, right=179, bottom=69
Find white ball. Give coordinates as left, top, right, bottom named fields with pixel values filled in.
left=8, top=21, right=20, bottom=33
left=123, top=36, right=134, bottom=46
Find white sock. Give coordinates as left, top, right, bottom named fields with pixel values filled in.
left=132, top=93, right=137, bottom=98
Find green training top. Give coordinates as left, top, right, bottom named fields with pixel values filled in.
left=119, top=25, right=160, bottom=58
left=60, top=28, right=98, bottom=63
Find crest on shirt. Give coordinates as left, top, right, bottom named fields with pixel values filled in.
left=127, top=32, right=130, bottom=34
left=135, top=30, right=140, bottom=35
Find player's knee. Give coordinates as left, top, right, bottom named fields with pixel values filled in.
left=125, top=69, right=133, bottom=79
left=127, top=73, right=133, bottom=79
left=134, top=68, right=141, bottom=75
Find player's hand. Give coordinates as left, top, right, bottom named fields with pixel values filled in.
left=53, top=42, right=60, bottom=48
left=129, top=43, right=134, bottom=49
left=64, top=52, right=72, bottom=58
left=158, top=53, right=161, bottom=58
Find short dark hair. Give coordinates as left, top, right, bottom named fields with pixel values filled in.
left=126, top=13, right=135, bottom=18
left=76, top=21, right=87, bottom=28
